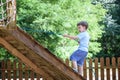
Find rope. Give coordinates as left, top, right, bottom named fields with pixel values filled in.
left=0, top=0, right=16, bottom=27
left=1, top=0, right=5, bottom=26
left=22, top=26, right=98, bottom=79
left=22, top=27, right=63, bottom=36
left=0, top=0, right=12, bottom=6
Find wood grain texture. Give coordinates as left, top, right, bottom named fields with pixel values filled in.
left=0, top=27, right=85, bottom=80
left=0, top=37, right=54, bottom=80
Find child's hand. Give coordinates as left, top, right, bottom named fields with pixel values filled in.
left=63, top=34, right=68, bottom=37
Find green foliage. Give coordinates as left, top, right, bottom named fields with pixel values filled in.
left=0, top=0, right=106, bottom=60
left=16, top=0, right=106, bottom=59
left=95, top=0, right=120, bottom=58
left=0, top=46, right=16, bottom=60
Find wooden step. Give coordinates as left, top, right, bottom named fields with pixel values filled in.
left=9, top=40, right=18, bottom=44
left=4, top=36, right=15, bottom=41
left=0, top=27, right=85, bottom=80
left=19, top=50, right=28, bottom=54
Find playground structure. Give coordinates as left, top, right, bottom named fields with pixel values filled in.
left=0, top=0, right=85, bottom=80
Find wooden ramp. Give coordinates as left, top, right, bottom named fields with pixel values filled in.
left=0, top=27, right=85, bottom=80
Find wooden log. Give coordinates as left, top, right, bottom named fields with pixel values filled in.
left=95, top=58, right=98, bottom=80
left=100, top=57, right=104, bottom=80
left=106, top=57, right=110, bottom=80
left=112, top=57, right=116, bottom=80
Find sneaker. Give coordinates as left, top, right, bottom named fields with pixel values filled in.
left=73, top=68, right=78, bottom=73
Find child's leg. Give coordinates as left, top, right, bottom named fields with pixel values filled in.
left=77, top=50, right=87, bottom=75
left=72, top=60, right=78, bottom=71
left=78, top=65, right=83, bottom=76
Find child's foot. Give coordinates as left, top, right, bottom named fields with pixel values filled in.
left=73, top=68, right=78, bottom=73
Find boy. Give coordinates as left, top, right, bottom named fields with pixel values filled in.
left=63, top=21, right=90, bottom=75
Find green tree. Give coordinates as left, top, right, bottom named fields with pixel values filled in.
left=0, top=46, right=16, bottom=60
left=16, top=0, right=106, bottom=59
left=94, top=0, right=120, bottom=58
left=0, top=0, right=106, bottom=60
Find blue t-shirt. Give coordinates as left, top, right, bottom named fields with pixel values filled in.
left=77, top=31, right=90, bottom=52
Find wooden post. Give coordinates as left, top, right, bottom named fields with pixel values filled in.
left=19, top=62, right=22, bottom=80
left=6, top=0, right=16, bottom=29
left=89, top=58, right=93, bottom=80
left=112, top=57, right=116, bottom=80
left=2, top=60, right=5, bottom=80
left=24, top=66, right=29, bottom=80
left=95, top=58, right=98, bottom=80
left=100, top=57, right=104, bottom=80
left=6, top=0, right=12, bottom=27
left=7, top=60, right=11, bottom=80
left=36, top=74, right=41, bottom=80
left=30, top=70, right=34, bottom=80
left=118, top=57, right=120, bottom=80
left=13, top=60, right=17, bottom=80
left=83, top=59, right=87, bottom=79
left=106, top=57, right=110, bottom=80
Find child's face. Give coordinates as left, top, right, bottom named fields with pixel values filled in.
left=78, top=25, right=86, bottom=32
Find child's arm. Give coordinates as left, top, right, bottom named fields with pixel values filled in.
left=63, top=34, right=78, bottom=40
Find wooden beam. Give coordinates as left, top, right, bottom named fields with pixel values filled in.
left=9, top=27, right=85, bottom=80
left=4, top=36, right=15, bottom=41
left=0, top=37, right=54, bottom=80
left=6, top=0, right=16, bottom=29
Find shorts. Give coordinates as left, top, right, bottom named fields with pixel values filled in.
left=70, top=49, right=88, bottom=66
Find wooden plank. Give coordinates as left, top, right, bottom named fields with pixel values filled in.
left=118, top=57, right=120, bottom=80
left=83, top=59, right=87, bottom=79
left=30, top=70, right=34, bottom=80
left=19, top=62, right=22, bottom=80
left=1, top=60, right=5, bottom=80
left=112, top=57, right=116, bottom=80
left=17, top=46, right=26, bottom=50
left=89, top=59, right=93, bottom=80
left=4, top=36, right=15, bottom=41
left=7, top=60, right=11, bottom=80
left=6, top=0, right=16, bottom=29
left=9, top=28, right=85, bottom=80
left=106, top=57, right=110, bottom=80
left=13, top=60, right=17, bottom=80
left=100, top=57, right=104, bottom=80
left=24, top=66, right=29, bottom=80
left=95, top=58, right=98, bottom=80
left=20, top=50, right=28, bottom=54
left=0, top=37, right=54, bottom=79
left=9, top=40, right=18, bottom=44
left=36, top=74, right=41, bottom=80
